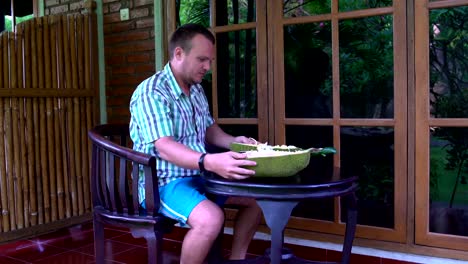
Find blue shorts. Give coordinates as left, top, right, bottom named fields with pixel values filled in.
left=141, top=176, right=227, bottom=225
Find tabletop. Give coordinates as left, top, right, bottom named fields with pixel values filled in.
left=201, top=167, right=358, bottom=200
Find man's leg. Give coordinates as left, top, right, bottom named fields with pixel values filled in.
left=181, top=199, right=225, bottom=264
left=225, top=197, right=262, bottom=260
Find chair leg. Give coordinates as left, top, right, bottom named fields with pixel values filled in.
left=145, top=229, right=164, bottom=264
left=93, top=218, right=105, bottom=264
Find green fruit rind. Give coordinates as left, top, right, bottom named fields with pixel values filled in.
left=230, top=142, right=259, bottom=152
left=230, top=142, right=336, bottom=156
left=229, top=142, right=336, bottom=177
left=244, top=149, right=311, bottom=177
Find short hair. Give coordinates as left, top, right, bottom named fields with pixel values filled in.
left=168, top=23, right=215, bottom=59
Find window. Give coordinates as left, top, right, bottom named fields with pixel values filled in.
left=1, top=0, right=35, bottom=32
left=415, top=1, right=468, bottom=251
left=170, top=0, right=468, bottom=254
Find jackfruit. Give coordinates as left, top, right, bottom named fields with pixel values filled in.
left=230, top=142, right=336, bottom=177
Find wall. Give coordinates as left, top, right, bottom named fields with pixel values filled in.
left=44, top=0, right=84, bottom=15
left=44, top=0, right=157, bottom=123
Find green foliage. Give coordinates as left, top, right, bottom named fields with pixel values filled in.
left=429, top=6, right=468, bottom=208
left=4, top=15, right=34, bottom=32
left=430, top=146, right=468, bottom=205
left=339, top=15, right=394, bottom=117
left=284, top=0, right=330, bottom=16
left=283, top=1, right=394, bottom=118
left=430, top=157, right=440, bottom=201
left=338, top=0, right=392, bottom=11
left=357, top=164, right=393, bottom=204
left=177, top=0, right=209, bottom=27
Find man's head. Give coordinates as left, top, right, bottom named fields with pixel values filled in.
left=168, top=24, right=216, bottom=88
left=169, top=24, right=215, bottom=59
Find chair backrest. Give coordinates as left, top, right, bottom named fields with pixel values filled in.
left=88, top=124, right=160, bottom=217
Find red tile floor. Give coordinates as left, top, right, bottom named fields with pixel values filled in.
left=0, top=221, right=420, bottom=264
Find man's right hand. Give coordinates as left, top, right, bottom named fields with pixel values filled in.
left=203, top=151, right=257, bottom=180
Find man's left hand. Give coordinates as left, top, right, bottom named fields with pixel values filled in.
left=233, top=136, right=257, bottom=144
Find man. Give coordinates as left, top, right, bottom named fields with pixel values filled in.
left=129, top=23, right=262, bottom=264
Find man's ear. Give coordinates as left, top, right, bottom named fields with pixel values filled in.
left=174, top=47, right=184, bottom=60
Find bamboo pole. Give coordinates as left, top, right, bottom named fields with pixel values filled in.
left=0, top=98, right=6, bottom=232
left=77, top=15, right=84, bottom=90
left=63, top=15, right=78, bottom=217
left=54, top=98, right=65, bottom=219
left=83, top=14, right=92, bottom=212
left=11, top=97, right=22, bottom=230
left=57, top=16, right=71, bottom=218
left=0, top=32, right=10, bottom=232
left=85, top=97, right=93, bottom=212
left=37, top=17, right=51, bottom=224
left=10, top=24, right=25, bottom=230
left=23, top=20, right=37, bottom=227
left=46, top=100, right=56, bottom=221
left=49, top=16, right=65, bottom=220
left=31, top=19, right=45, bottom=224
left=17, top=96, right=27, bottom=228
left=4, top=104, right=15, bottom=231
left=33, top=96, right=42, bottom=225
left=80, top=98, right=90, bottom=212
left=72, top=15, right=84, bottom=215
left=16, top=23, right=30, bottom=228
left=5, top=32, right=16, bottom=231
left=45, top=15, right=58, bottom=222
left=67, top=97, right=76, bottom=216
left=2, top=32, right=7, bottom=86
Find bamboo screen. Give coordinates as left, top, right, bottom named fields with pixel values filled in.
left=0, top=14, right=98, bottom=237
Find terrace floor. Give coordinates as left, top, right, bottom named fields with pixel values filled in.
left=0, top=221, right=420, bottom=264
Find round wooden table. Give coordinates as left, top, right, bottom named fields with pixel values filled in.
left=202, top=168, right=358, bottom=264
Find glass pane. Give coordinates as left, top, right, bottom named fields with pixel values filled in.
left=430, top=127, right=468, bottom=236
left=339, top=15, right=394, bottom=118
left=341, top=126, right=394, bottom=228
left=339, top=0, right=392, bottom=12
left=285, top=126, right=334, bottom=176
left=429, top=7, right=468, bottom=118
left=207, top=125, right=258, bottom=152
left=287, top=125, right=334, bottom=221
left=216, top=0, right=256, bottom=26
left=284, top=23, right=333, bottom=118
left=283, top=0, right=331, bottom=17
left=216, top=30, right=257, bottom=118
left=220, top=124, right=258, bottom=142
left=178, top=0, right=210, bottom=27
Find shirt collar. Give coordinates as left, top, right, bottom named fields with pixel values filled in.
left=163, top=63, right=202, bottom=100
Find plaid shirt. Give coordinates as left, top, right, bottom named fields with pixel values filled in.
left=129, top=63, right=214, bottom=203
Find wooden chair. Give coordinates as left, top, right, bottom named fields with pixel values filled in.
left=88, top=123, right=176, bottom=264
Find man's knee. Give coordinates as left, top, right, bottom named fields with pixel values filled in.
left=188, top=200, right=225, bottom=234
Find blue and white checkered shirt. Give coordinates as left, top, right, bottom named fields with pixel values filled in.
left=129, top=63, right=214, bottom=203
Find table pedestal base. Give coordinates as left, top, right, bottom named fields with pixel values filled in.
left=202, top=172, right=358, bottom=264
left=217, top=192, right=357, bottom=264
left=257, top=200, right=298, bottom=264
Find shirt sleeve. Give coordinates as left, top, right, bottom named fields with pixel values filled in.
left=131, top=88, right=174, bottom=144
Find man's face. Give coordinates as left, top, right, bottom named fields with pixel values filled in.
left=180, top=34, right=214, bottom=85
